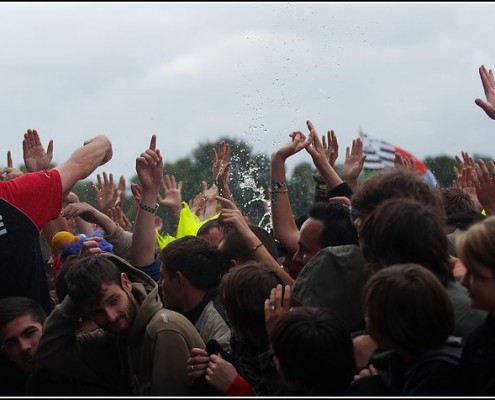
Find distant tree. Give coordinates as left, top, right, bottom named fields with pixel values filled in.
left=288, top=162, right=314, bottom=218
left=472, top=153, right=495, bottom=166
left=423, top=155, right=457, bottom=188
left=424, top=153, right=495, bottom=188
left=154, top=138, right=270, bottom=231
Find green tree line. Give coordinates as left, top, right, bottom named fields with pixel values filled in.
left=41, top=139, right=491, bottom=235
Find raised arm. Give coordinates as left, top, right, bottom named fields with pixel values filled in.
left=344, top=137, right=366, bottom=192
left=305, top=120, right=343, bottom=190
left=218, top=195, right=294, bottom=286
left=453, top=151, right=475, bottom=181
left=90, top=172, right=122, bottom=214
left=202, top=180, right=219, bottom=220
left=65, top=191, right=96, bottom=234
left=393, top=153, right=415, bottom=171
left=131, top=135, right=163, bottom=267
left=313, top=129, right=339, bottom=202
left=454, top=165, right=483, bottom=213
left=157, top=174, right=183, bottom=235
left=21, top=130, right=69, bottom=256
left=61, top=201, right=118, bottom=236
left=270, top=130, right=312, bottom=257
left=472, top=159, right=495, bottom=216
left=213, top=141, right=233, bottom=202
left=55, top=135, right=112, bottom=196
left=475, top=65, right=495, bottom=120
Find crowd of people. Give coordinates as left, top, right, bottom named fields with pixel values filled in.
left=2, top=65, right=495, bottom=396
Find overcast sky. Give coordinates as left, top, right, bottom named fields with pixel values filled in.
left=2, top=1, right=495, bottom=183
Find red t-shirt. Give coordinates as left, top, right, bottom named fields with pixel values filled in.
left=0, top=169, right=63, bottom=230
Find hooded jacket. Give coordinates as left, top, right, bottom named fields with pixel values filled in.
left=35, top=253, right=205, bottom=395
left=292, top=245, right=370, bottom=333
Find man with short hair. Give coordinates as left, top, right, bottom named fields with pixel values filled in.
left=35, top=253, right=205, bottom=395
left=0, top=296, right=77, bottom=396
left=158, top=236, right=231, bottom=352
left=0, top=296, right=46, bottom=395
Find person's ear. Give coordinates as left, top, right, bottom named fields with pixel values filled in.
left=121, top=273, right=132, bottom=293
left=175, top=271, right=187, bottom=287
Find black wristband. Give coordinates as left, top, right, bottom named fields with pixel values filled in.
left=139, top=202, right=159, bottom=214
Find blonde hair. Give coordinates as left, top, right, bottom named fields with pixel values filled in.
left=456, top=216, right=495, bottom=274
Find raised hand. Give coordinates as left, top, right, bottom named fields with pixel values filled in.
left=305, top=121, right=330, bottom=169
left=131, top=135, right=163, bottom=268
left=0, top=151, right=24, bottom=181
left=394, top=153, right=415, bottom=171
left=202, top=181, right=218, bottom=203
left=212, top=141, right=231, bottom=186
left=115, top=175, right=126, bottom=208
left=216, top=195, right=249, bottom=233
left=475, top=65, right=495, bottom=120
left=136, top=134, right=163, bottom=191
left=472, top=159, right=495, bottom=215
left=157, top=174, right=183, bottom=211
left=22, top=129, right=53, bottom=172
left=322, top=129, right=339, bottom=166
left=453, top=151, right=475, bottom=180
left=91, top=172, right=121, bottom=213
left=455, top=166, right=483, bottom=213
left=344, top=137, right=366, bottom=190
left=273, top=129, right=312, bottom=162
left=130, top=183, right=142, bottom=205
left=304, top=120, right=343, bottom=190
left=202, top=180, right=219, bottom=219
left=188, top=192, right=206, bottom=219
left=107, top=205, right=133, bottom=232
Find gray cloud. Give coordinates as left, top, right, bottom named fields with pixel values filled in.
left=1, top=2, right=495, bottom=183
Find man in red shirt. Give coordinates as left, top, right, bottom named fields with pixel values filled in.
left=0, top=130, right=113, bottom=313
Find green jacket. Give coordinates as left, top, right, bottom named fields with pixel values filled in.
left=35, top=253, right=205, bottom=395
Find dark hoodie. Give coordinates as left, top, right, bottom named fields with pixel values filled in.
left=34, top=253, right=205, bottom=396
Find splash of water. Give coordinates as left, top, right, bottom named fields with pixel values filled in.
left=231, top=153, right=272, bottom=231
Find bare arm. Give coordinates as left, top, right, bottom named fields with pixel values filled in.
left=65, top=191, right=96, bottom=234
left=61, top=202, right=118, bottom=236
left=218, top=195, right=294, bottom=286
left=202, top=180, right=219, bottom=220
left=131, top=135, right=163, bottom=267
left=305, top=121, right=343, bottom=190
left=270, top=130, right=312, bottom=257
left=55, top=135, right=113, bottom=197
left=213, top=141, right=233, bottom=203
